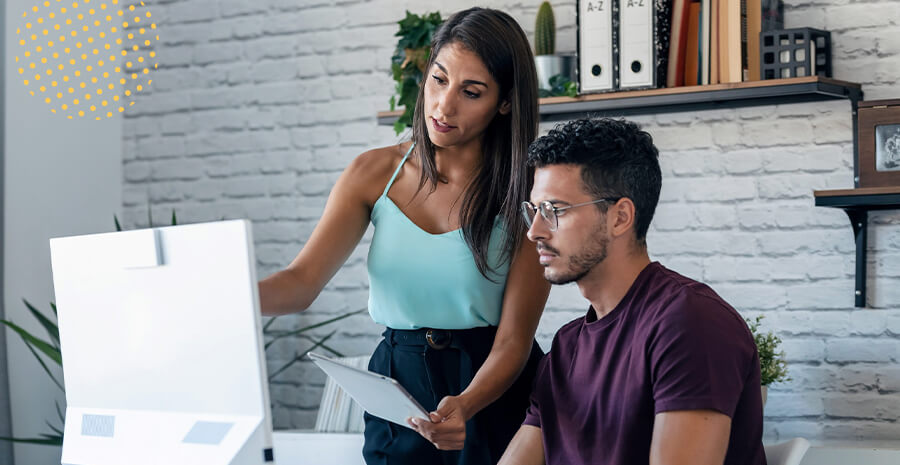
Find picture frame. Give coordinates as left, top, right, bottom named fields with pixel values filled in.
left=857, top=99, right=900, bottom=188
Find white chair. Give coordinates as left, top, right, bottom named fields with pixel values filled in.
left=765, top=438, right=811, bottom=465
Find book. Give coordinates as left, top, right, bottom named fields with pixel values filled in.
left=720, top=0, right=743, bottom=83
left=710, top=0, right=720, bottom=84
left=666, top=0, right=693, bottom=87
left=747, top=0, right=762, bottom=80
left=700, top=0, right=711, bottom=85
left=685, top=0, right=701, bottom=86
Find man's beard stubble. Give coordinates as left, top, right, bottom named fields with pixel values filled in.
left=543, top=222, right=609, bottom=285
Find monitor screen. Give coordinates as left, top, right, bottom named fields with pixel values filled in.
left=50, top=220, right=273, bottom=465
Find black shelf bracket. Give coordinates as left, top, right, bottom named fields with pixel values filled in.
left=815, top=189, right=900, bottom=308
left=845, top=208, right=868, bottom=308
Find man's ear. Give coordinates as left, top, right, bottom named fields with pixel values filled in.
left=498, top=99, right=511, bottom=115
left=609, top=198, right=636, bottom=239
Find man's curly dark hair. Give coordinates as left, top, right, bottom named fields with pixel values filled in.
left=527, top=118, right=662, bottom=245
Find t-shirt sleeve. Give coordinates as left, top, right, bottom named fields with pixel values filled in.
left=522, top=354, right=550, bottom=428
left=649, top=292, right=754, bottom=418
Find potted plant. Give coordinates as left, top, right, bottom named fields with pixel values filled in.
left=745, top=315, right=790, bottom=407
left=534, top=2, right=576, bottom=96
left=389, top=11, right=443, bottom=135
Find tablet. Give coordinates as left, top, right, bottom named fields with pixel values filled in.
left=307, top=352, right=431, bottom=429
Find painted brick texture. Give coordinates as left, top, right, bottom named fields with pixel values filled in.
left=121, top=0, right=900, bottom=444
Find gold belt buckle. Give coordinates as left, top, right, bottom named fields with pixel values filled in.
left=425, top=329, right=450, bottom=350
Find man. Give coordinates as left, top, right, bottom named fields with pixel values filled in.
left=499, top=118, right=766, bottom=465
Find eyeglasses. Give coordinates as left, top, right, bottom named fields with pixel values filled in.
left=521, top=198, right=621, bottom=231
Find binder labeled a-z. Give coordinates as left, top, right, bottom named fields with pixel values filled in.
left=619, top=0, right=656, bottom=89
left=578, top=0, right=617, bottom=93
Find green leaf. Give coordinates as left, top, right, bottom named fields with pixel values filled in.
left=114, top=214, right=122, bottom=232
left=20, top=336, right=65, bottom=391
left=171, top=210, right=177, bottom=226
left=55, top=400, right=66, bottom=424
left=0, top=319, right=62, bottom=365
left=393, top=120, right=406, bottom=136
left=744, top=315, right=790, bottom=386
left=389, top=10, right=443, bottom=135
left=50, top=302, right=58, bottom=317
left=23, top=299, right=60, bottom=347
left=44, top=421, right=64, bottom=437
left=0, top=436, right=64, bottom=446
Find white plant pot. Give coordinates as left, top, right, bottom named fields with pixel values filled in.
left=535, top=54, right=575, bottom=91
left=761, top=385, right=768, bottom=408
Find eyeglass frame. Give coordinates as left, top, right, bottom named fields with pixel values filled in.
left=521, top=197, right=621, bottom=231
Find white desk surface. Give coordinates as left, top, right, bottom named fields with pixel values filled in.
left=274, top=431, right=900, bottom=465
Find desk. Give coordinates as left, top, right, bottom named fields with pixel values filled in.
left=273, top=431, right=365, bottom=465
left=272, top=431, right=900, bottom=465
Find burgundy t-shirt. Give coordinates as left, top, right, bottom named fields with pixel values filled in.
left=523, top=262, right=766, bottom=465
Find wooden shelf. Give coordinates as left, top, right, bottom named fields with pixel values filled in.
left=814, top=187, right=900, bottom=308
left=814, top=186, right=900, bottom=209
left=377, top=76, right=862, bottom=126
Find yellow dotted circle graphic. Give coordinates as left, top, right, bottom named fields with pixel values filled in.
left=15, top=0, right=159, bottom=120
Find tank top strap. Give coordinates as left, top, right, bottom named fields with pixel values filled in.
left=381, top=143, right=416, bottom=197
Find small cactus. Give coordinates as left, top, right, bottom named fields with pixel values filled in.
left=535, top=1, right=556, bottom=56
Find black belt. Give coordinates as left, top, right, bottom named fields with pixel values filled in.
left=387, top=327, right=456, bottom=350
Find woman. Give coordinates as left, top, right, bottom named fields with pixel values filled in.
left=259, top=7, right=549, bottom=464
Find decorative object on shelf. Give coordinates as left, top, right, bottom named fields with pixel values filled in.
left=535, top=2, right=576, bottom=93
left=389, top=11, right=443, bottom=135
left=760, top=27, right=831, bottom=80
left=857, top=99, right=900, bottom=188
left=745, top=315, right=789, bottom=407
left=761, top=0, right=785, bottom=31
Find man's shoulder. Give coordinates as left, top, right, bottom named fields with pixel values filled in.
left=643, top=264, right=747, bottom=333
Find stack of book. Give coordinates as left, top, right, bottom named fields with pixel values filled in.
left=667, top=0, right=784, bottom=87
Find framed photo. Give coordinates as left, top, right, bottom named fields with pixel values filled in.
left=858, top=99, right=900, bottom=188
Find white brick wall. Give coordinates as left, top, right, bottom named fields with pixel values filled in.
left=121, top=0, right=900, bottom=445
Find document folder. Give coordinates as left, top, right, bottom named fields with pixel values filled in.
left=619, top=0, right=654, bottom=89
left=578, top=0, right=617, bottom=93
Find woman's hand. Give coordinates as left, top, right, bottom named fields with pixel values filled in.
left=407, top=395, right=470, bottom=450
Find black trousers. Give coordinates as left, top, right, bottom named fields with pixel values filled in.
left=361, top=326, right=543, bottom=465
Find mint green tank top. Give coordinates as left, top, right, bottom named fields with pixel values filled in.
left=367, top=145, right=510, bottom=330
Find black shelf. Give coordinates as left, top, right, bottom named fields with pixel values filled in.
left=376, top=76, right=862, bottom=125
left=814, top=187, right=900, bottom=308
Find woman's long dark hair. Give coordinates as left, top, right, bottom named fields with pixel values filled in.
left=411, top=7, right=539, bottom=280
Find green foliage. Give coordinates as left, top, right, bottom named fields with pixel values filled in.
left=538, top=74, right=578, bottom=98
left=745, top=315, right=790, bottom=386
left=0, top=300, right=65, bottom=445
left=390, top=10, right=443, bottom=135
left=535, top=2, right=556, bottom=56
left=2, top=210, right=359, bottom=446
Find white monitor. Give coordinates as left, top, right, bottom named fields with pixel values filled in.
left=50, top=220, right=274, bottom=465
